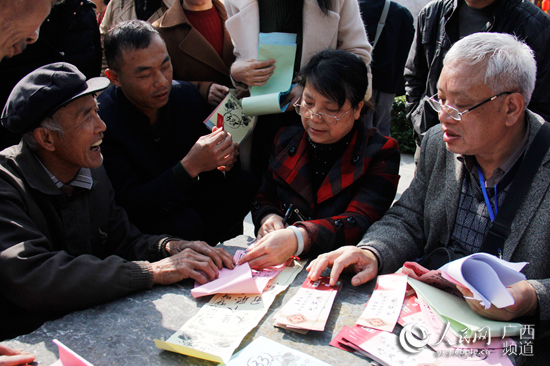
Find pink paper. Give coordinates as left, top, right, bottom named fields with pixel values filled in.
left=51, top=339, right=94, bottom=366
left=191, top=250, right=284, bottom=298
left=403, top=262, right=463, bottom=297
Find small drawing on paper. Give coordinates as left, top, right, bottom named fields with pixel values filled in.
left=363, top=317, right=387, bottom=327
left=287, top=313, right=307, bottom=324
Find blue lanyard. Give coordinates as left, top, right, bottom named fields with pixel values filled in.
left=477, top=166, right=502, bottom=258
left=477, top=165, right=498, bottom=221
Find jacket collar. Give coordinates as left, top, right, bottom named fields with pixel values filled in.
left=447, top=111, right=550, bottom=259
left=156, top=0, right=232, bottom=73
left=3, top=141, right=64, bottom=196
left=159, top=0, right=228, bottom=27
left=226, top=0, right=341, bottom=68
left=270, top=123, right=370, bottom=204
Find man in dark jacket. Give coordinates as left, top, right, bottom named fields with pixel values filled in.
left=405, top=0, right=550, bottom=143
left=0, top=62, right=234, bottom=341
left=99, top=20, right=255, bottom=245
left=359, top=0, right=414, bottom=136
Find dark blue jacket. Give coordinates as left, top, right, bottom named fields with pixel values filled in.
left=405, top=0, right=550, bottom=139
left=98, top=81, right=254, bottom=244
left=359, top=0, right=414, bottom=95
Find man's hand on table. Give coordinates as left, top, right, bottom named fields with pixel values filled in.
left=152, top=240, right=235, bottom=286
left=166, top=239, right=235, bottom=270
left=0, top=344, right=35, bottom=366
left=307, top=246, right=379, bottom=287
left=457, top=280, right=538, bottom=321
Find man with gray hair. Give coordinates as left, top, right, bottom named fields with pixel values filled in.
left=308, top=33, right=550, bottom=354
left=0, top=62, right=235, bottom=342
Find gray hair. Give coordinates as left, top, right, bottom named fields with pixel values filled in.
left=443, top=33, right=536, bottom=106
left=23, top=115, right=64, bottom=151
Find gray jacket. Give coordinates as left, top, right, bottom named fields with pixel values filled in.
left=359, top=110, right=550, bottom=329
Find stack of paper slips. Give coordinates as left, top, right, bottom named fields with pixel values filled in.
left=274, top=276, right=341, bottom=334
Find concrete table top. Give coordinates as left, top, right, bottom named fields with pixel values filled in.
left=3, top=235, right=375, bottom=365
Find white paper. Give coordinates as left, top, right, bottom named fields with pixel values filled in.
left=440, top=253, right=527, bottom=309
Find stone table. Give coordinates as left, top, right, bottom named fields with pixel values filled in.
left=3, top=235, right=375, bottom=365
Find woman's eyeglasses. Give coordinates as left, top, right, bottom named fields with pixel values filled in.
left=293, top=101, right=353, bottom=126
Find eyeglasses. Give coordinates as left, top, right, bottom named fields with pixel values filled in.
left=427, top=91, right=513, bottom=121
left=293, top=101, right=354, bottom=126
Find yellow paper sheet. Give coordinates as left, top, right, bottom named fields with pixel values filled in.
left=154, top=260, right=305, bottom=364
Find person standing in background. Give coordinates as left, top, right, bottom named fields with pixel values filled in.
left=404, top=0, right=550, bottom=150
left=153, top=0, right=236, bottom=106
left=99, top=0, right=174, bottom=72
left=359, top=0, right=414, bottom=136
left=224, top=0, right=371, bottom=180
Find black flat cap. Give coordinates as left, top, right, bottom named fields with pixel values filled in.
left=1, top=62, right=110, bottom=134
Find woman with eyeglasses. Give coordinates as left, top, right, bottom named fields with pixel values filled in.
left=224, top=0, right=372, bottom=181
left=237, top=49, right=400, bottom=269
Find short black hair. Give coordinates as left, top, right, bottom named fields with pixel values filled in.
left=104, top=20, right=161, bottom=71
left=297, top=49, right=369, bottom=111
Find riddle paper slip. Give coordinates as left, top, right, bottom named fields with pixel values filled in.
left=203, top=89, right=253, bottom=144
left=357, top=273, right=408, bottom=332
left=155, top=259, right=305, bottom=364
left=273, top=276, right=341, bottom=333
left=222, top=336, right=332, bottom=366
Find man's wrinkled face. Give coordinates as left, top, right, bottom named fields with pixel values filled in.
left=110, top=35, right=173, bottom=117
left=437, top=62, right=511, bottom=158
left=0, top=0, right=56, bottom=60
left=51, top=95, right=106, bottom=173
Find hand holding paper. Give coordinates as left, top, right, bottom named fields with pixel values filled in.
left=230, top=58, right=276, bottom=87
left=439, top=253, right=527, bottom=309
left=238, top=227, right=302, bottom=269
left=191, top=250, right=284, bottom=297
left=457, top=280, right=538, bottom=321
left=180, top=128, right=237, bottom=177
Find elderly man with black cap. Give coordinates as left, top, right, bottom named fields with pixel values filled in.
left=0, top=62, right=235, bottom=341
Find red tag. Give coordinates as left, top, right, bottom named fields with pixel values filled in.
left=217, top=113, right=224, bottom=129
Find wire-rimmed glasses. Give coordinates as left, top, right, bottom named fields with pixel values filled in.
left=426, top=91, right=513, bottom=121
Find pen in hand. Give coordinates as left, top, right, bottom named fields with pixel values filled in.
left=282, top=204, right=294, bottom=226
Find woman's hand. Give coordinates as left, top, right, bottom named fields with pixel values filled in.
left=238, top=228, right=300, bottom=269
left=231, top=59, right=276, bottom=87
left=257, top=213, right=284, bottom=240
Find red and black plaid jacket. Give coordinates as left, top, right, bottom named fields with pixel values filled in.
left=252, top=122, right=400, bottom=258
